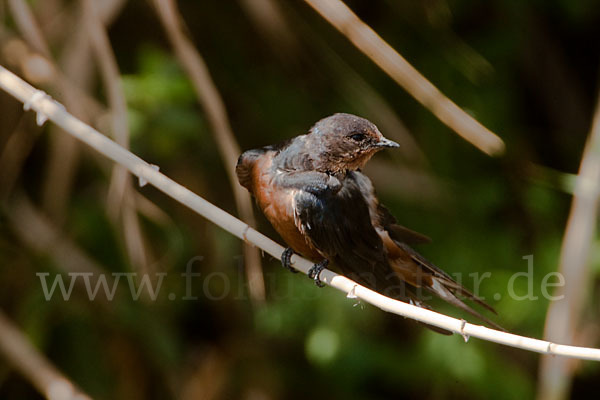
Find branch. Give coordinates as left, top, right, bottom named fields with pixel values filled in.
left=537, top=87, right=600, bottom=398
left=302, top=0, right=505, bottom=156
left=0, top=309, right=93, bottom=400
left=6, top=0, right=90, bottom=222
left=4, top=0, right=126, bottom=221
left=1, top=65, right=600, bottom=361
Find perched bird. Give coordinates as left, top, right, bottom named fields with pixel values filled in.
left=236, top=113, right=500, bottom=331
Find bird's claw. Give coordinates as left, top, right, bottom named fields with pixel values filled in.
left=281, top=247, right=298, bottom=273
left=308, top=259, right=328, bottom=287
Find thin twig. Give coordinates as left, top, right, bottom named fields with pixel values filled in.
left=3, top=65, right=600, bottom=361
left=40, top=0, right=125, bottom=46
left=4, top=0, right=120, bottom=222
left=1, top=37, right=103, bottom=114
left=302, top=0, right=505, bottom=156
left=0, top=309, right=93, bottom=400
left=537, top=88, right=600, bottom=399
left=81, top=0, right=128, bottom=149
left=7, top=0, right=51, bottom=57
left=6, top=0, right=88, bottom=223
left=151, top=0, right=265, bottom=303
left=41, top=0, right=125, bottom=222
left=82, top=0, right=151, bottom=276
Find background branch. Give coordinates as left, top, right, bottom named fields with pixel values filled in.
left=0, top=309, right=93, bottom=400
left=3, top=0, right=125, bottom=223
left=303, top=0, right=505, bottom=156
left=151, top=0, right=265, bottom=303
left=82, top=0, right=151, bottom=277
left=264, top=2, right=429, bottom=167
left=7, top=0, right=51, bottom=57
left=537, top=87, right=600, bottom=400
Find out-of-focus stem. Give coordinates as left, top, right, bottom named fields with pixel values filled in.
left=303, top=0, right=505, bottom=156
left=537, top=88, right=600, bottom=400
left=151, top=0, right=265, bottom=303
left=0, top=309, right=93, bottom=400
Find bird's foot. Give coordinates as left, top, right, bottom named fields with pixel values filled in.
left=308, top=259, right=329, bottom=287
left=281, top=247, right=298, bottom=273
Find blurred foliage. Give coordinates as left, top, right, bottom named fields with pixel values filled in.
left=1, top=0, right=600, bottom=399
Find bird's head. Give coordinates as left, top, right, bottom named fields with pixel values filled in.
left=307, top=113, right=399, bottom=174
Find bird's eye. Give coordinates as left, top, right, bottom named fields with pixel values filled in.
left=349, top=133, right=366, bottom=142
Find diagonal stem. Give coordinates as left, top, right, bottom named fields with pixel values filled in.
left=303, top=0, right=505, bottom=156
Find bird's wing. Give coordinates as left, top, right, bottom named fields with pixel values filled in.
left=349, top=171, right=501, bottom=329
left=290, top=173, right=453, bottom=334
left=377, top=208, right=503, bottom=330
left=290, top=173, right=409, bottom=297
left=377, top=204, right=431, bottom=245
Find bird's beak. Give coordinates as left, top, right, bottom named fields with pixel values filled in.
left=375, top=137, right=400, bottom=148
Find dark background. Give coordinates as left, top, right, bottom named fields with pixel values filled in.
left=1, top=0, right=600, bottom=399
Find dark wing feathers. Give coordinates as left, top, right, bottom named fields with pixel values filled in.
left=241, top=155, right=500, bottom=330
left=293, top=177, right=409, bottom=298
left=378, top=200, right=499, bottom=315
left=292, top=171, right=501, bottom=329
left=391, top=233, right=502, bottom=330
left=377, top=204, right=431, bottom=245
left=294, top=182, right=453, bottom=334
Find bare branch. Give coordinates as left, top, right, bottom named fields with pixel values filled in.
left=41, top=0, right=126, bottom=222
left=303, top=0, right=505, bottom=156
left=0, top=36, right=103, bottom=113
left=5, top=1, right=89, bottom=223
left=3, top=65, right=600, bottom=360
left=3, top=0, right=122, bottom=222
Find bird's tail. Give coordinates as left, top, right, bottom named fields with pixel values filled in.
left=392, top=242, right=504, bottom=331
left=427, top=276, right=504, bottom=331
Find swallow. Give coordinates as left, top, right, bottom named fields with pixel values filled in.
left=236, top=113, right=500, bottom=331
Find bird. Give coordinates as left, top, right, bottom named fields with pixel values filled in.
left=236, top=113, right=500, bottom=331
